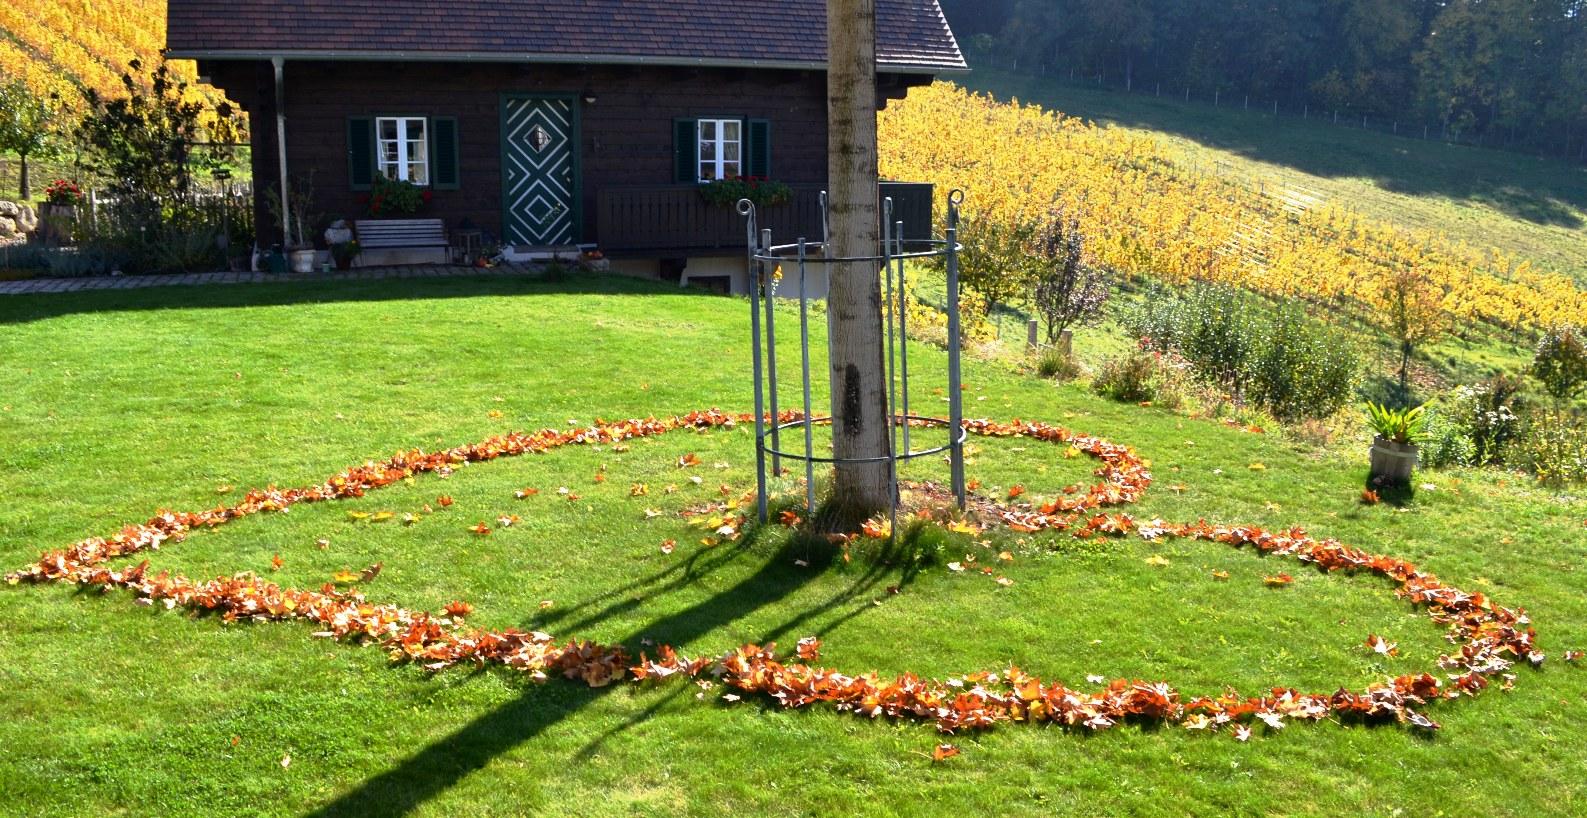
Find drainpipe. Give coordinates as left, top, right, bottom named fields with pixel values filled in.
left=273, top=57, right=290, bottom=247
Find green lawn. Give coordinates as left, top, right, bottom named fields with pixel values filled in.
left=2, top=274, right=1584, bottom=817
left=961, top=70, right=1587, bottom=284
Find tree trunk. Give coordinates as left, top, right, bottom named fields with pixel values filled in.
left=826, top=0, right=893, bottom=521
left=18, top=152, right=30, bottom=201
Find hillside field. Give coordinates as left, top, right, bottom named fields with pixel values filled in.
left=962, top=69, right=1587, bottom=286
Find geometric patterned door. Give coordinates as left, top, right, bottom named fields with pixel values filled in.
left=502, top=96, right=576, bottom=246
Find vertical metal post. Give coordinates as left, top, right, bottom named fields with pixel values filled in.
left=945, top=191, right=966, bottom=508
left=741, top=200, right=768, bottom=523
left=896, top=218, right=911, bottom=457
left=762, top=228, right=780, bottom=476
left=881, top=200, right=899, bottom=537
left=797, top=239, right=817, bottom=515
left=819, top=190, right=837, bottom=428
left=272, top=57, right=291, bottom=248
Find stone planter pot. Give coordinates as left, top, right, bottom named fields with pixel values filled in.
left=288, top=248, right=317, bottom=274
left=1368, top=435, right=1418, bottom=486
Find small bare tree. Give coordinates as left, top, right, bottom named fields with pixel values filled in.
left=1031, top=213, right=1110, bottom=345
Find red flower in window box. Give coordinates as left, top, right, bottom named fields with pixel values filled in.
left=421, top=189, right=434, bottom=203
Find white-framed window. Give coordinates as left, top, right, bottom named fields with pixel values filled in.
left=698, top=118, right=742, bottom=182
left=376, top=117, right=429, bottom=185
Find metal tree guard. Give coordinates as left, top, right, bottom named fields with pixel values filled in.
left=739, top=190, right=968, bottom=530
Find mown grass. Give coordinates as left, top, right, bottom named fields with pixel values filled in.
left=1, top=274, right=1584, bottom=817
left=961, top=70, right=1587, bottom=284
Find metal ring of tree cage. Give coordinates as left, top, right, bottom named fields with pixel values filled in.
left=750, top=240, right=960, bottom=265
left=757, top=415, right=969, bottom=465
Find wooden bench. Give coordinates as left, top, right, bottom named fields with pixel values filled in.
left=353, top=218, right=450, bottom=266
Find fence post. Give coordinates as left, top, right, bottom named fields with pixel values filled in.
left=1185, top=87, right=1190, bottom=102
left=1273, top=100, right=1278, bottom=116
left=1214, top=90, right=1220, bottom=106
left=1244, top=95, right=1248, bottom=110
left=1026, top=320, right=1039, bottom=350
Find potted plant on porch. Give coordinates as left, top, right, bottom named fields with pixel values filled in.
left=1365, top=402, right=1428, bottom=486
left=266, top=173, right=323, bottom=274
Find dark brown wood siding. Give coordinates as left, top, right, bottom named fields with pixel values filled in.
left=209, top=60, right=929, bottom=252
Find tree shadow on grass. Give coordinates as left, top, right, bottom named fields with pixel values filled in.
left=301, top=521, right=930, bottom=818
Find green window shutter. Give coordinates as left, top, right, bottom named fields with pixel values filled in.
left=430, top=117, right=460, bottom=190
left=347, top=117, right=375, bottom=191
left=746, top=119, right=771, bottom=179
left=674, top=118, right=699, bottom=183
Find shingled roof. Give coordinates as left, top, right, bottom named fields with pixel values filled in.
left=166, top=0, right=965, bottom=73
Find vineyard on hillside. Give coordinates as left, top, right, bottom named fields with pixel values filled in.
left=880, top=83, right=1587, bottom=332
left=0, top=0, right=209, bottom=108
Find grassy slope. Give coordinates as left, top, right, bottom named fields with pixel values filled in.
left=0, top=274, right=1583, bottom=817
left=961, top=70, right=1587, bottom=284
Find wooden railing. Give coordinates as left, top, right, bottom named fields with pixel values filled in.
left=595, top=184, right=823, bottom=254
left=595, top=182, right=934, bottom=255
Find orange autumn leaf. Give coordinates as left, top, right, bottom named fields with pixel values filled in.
left=330, top=569, right=361, bottom=584
left=1366, top=634, right=1400, bottom=657
left=443, top=600, right=475, bottom=619
left=270, top=553, right=283, bottom=571
left=778, top=510, right=802, bottom=527
left=359, top=562, right=383, bottom=582
left=932, top=744, right=961, bottom=762
left=660, top=539, right=676, bottom=554
left=437, top=495, right=454, bottom=507
left=469, top=522, right=491, bottom=535
left=496, top=514, right=521, bottom=528
left=796, top=636, right=822, bottom=661
left=1007, top=484, right=1026, bottom=500
left=1264, top=574, right=1294, bottom=587
left=677, top=453, right=701, bottom=468
left=515, top=487, right=540, bottom=499
left=1361, top=489, right=1381, bottom=505
left=630, top=483, right=649, bottom=497
left=594, top=473, right=607, bottom=483
left=861, top=518, right=892, bottom=539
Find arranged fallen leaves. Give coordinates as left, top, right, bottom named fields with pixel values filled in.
left=2, top=409, right=1552, bottom=746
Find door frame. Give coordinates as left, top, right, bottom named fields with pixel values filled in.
left=498, top=92, right=583, bottom=245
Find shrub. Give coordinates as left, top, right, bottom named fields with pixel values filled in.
left=1531, top=325, right=1587, bottom=403
left=1516, top=409, right=1587, bottom=484
left=1034, top=347, right=1082, bottom=381
left=1417, top=377, right=1527, bottom=468
left=955, top=210, right=1039, bottom=317
left=1125, top=284, right=1358, bottom=421
left=1091, top=350, right=1158, bottom=403
left=1244, top=305, right=1360, bottom=421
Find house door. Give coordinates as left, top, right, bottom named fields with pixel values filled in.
left=502, top=96, right=578, bottom=246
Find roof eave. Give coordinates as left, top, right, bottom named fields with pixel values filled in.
left=167, top=48, right=966, bottom=74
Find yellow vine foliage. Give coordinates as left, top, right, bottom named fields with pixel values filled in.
left=880, top=83, right=1587, bottom=331
left=0, top=1, right=216, bottom=110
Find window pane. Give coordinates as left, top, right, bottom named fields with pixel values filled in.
left=406, top=118, right=425, bottom=142
left=409, top=163, right=429, bottom=186
left=406, top=140, right=426, bottom=164
left=700, top=120, right=717, bottom=141
left=700, top=141, right=716, bottom=162
left=379, top=119, right=398, bottom=140
left=381, top=141, right=399, bottom=164
left=699, top=162, right=716, bottom=182
left=724, top=143, right=740, bottom=162
left=723, top=161, right=741, bottom=179
left=723, top=121, right=741, bottom=141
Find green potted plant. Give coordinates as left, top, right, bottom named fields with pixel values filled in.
left=698, top=176, right=792, bottom=208
left=330, top=239, right=361, bottom=271
left=364, top=173, right=431, bottom=217
left=265, top=173, right=323, bottom=274
left=1365, top=402, right=1428, bottom=485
